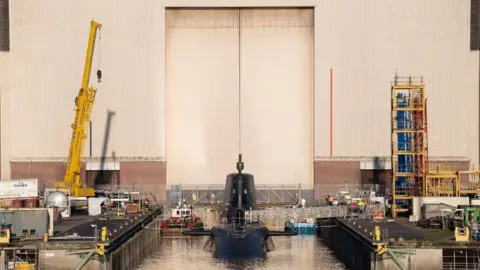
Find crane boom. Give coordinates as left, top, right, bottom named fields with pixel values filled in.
left=52, top=20, right=102, bottom=197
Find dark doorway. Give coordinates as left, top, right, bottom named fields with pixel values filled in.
left=87, top=170, right=120, bottom=187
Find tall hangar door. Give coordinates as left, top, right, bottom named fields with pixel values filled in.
left=166, top=8, right=314, bottom=186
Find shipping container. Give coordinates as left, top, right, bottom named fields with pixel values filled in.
left=0, top=179, right=39, bottom=199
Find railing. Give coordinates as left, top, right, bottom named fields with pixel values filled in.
left=33, top=181, right=384, bottom=205
left=428, top=163, right=459, bottom=175
left=247, top=206, right=349, bottom=220
left=247, top=204, right=384, bottom=221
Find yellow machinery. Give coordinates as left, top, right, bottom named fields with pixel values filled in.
left=52, top=20, right=102, bottom=197
left=454, top=227, right=470, bottom=242
left=0, top=224, right=11, bottom=244
left=95, top=226, right=109, bottom=255
left=13, top=264, right=35, bottom=270
left=425, top=163, right=460, bottom=197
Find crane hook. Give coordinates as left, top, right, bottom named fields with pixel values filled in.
left=97, top=70, right=102, bottom=83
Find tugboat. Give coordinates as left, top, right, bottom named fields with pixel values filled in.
left=161, top=201, right=205, bottom=238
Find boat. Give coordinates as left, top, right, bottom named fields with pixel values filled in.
left=161, top=203, right=205, bottom=237
left=284, top=218, right=317, bottom=235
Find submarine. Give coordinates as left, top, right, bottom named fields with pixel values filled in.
left=183, top=154, right=297, bottom=257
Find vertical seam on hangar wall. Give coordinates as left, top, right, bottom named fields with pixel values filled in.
left=165, top=8, right=314, bottom=185
left=330, top=68, right=333, bottom=157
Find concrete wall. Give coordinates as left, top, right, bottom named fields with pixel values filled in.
left=41, top=249, right=104, bottom=270
left=377, top=249, right=443, bottom=270
left=0, top=0, right=477, bottom=187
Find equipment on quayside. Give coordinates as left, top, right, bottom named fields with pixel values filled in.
left=51, top=20, right=103, bottom=199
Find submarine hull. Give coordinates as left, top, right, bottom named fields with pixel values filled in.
left=207, top=224, right=274, bottom=258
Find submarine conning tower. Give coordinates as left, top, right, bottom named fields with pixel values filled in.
left=223, top=154, right=259, bottom=224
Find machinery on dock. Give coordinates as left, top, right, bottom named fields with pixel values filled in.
left=51, top=20, right=102, bottom=201
left=183, top=155, right=297, bottom=257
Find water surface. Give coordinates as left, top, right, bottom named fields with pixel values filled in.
left=137, top=236, right=344, bottom=270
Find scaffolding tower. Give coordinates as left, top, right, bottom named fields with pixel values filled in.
left=391, top=76, right=428, bottom=217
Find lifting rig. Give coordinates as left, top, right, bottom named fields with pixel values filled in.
left=52, top=20, right=102, bottom=197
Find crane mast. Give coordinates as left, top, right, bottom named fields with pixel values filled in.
left=52, top=20, right=102, bottom=197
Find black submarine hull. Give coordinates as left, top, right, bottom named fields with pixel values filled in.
left=182, top=156, right=297, bottom=257
left=209, top=225, right=272, bottom=257
left=184, top=224, right=298, bottom=257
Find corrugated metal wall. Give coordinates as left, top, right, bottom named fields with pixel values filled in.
left=313, top=0, right=479, bottom=165
left=166, top=8, right=314, bottom=185
left=2, top=0, right=479, bottom=180
left=165, top=9, right=240, bottom=185
left=239, top=8, right=314, bottom=185
left=7, top=0, right=165, bottom=160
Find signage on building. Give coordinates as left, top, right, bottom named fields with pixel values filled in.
left=0, top=179, right=39, bottom=198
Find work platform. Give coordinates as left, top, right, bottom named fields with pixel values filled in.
left=1, top=207, right=164, bottom=270
left=318, top=217, right=480, bottom=270
left=57, top=211, right=158, bottom=240
left=337, top=218, right=425, bottom=245
left=318, top=218, right=431, bottom=270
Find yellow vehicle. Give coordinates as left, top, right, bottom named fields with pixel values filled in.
left=52, top=20, right=102, bottom=197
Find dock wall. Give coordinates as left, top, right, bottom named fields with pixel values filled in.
left=318, top=219, right=444, bottom=270
left=109, top=217, right=162, bottom=270
left=319, top=220, right=373, bottom=270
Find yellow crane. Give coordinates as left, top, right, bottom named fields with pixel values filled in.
left=52, top=20, right=102, bottom=197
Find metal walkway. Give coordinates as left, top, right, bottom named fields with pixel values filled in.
left=246, top=206, right=350, bottom=220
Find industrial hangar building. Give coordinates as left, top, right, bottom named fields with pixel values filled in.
left=0, top=0, right=478, bottom=200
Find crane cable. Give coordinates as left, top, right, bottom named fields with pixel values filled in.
left=238, top=9, right=242, bottom=155
left=96, top=27, right=102, bottom=83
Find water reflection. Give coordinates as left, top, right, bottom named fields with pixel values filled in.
left=136, top=235, right=344, bottom=270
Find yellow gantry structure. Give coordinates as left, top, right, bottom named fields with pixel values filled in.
left=391, top=76, right=428, bottom=217
left=52, top=20, right=102, bottom=197
left=390, top=76, right=480, bottom=218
